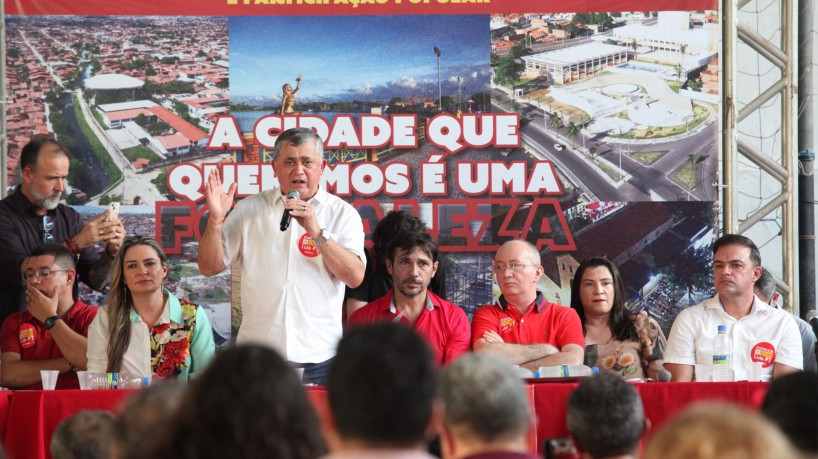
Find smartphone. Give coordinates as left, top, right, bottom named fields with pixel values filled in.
left=543, top=438, right=580, bottom=459
left=106, top=202, right=120, bottom=222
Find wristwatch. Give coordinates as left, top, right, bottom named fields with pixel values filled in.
left=44, top=315, right=61, bottom=330
left=313, top=228, right=334, bottom=246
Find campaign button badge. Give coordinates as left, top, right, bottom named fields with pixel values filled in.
left=751, top=342, right=776, bottom=368
left=19, top=323, right=37, bottom=349
left=298, top=233, right=319, bottom=258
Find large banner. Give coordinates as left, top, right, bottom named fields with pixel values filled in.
left=4, top=1, right=720, bottom=346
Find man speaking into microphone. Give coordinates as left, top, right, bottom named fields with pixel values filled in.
left=199, top=127, right=366, bottom=385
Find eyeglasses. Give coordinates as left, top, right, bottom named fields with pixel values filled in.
left=42, top=215, right=54, bottom=243
left=493, top=263, right=539, bottom=273
left=22, top=267, right=68, bottom=282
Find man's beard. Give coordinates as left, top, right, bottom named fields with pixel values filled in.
left=31, top=188, right=61, bottom=210
left=396, top=277, right=429, bottom=298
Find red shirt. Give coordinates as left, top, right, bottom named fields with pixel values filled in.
left=0, top=300, right=98, bottom=389
left=471, top=293, right=584, bottom=349
left=348, top=290, right=470, bottom=365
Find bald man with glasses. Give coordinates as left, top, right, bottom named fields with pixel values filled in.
left=471, top=240, right=584, bottom=372
left=0, top=244, right=97, bottom=389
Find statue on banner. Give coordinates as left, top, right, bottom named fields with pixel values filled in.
left=280, top=75, right=301, bottom=115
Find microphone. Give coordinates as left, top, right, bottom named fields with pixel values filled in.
left=279, top=190, right=301, bottom=231
left=657, top=369, right=672, bottom=382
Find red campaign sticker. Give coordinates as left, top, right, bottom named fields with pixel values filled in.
left=499, top=317, right=515, bottom=333
left=18, top=323, right=37, bottom=349
left=751, top=342, right=776, bottom=368
left=298, top=233, right=319, bottom=258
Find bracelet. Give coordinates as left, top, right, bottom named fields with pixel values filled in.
left=64, top=238, right=80, bottom=257
left=209, top=215, right=227, bottom=225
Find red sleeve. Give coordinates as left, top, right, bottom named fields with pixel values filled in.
left=470, top=305, right=498, bottom=347
left=0, top=314, right=23, bottom=355
left=72, top=305, right=98, bottom=337
left=443, top=306, right=471, bottom=364
left=347, top=303, right=372, bottom=328
left=554, top=306, right=585, bottom=349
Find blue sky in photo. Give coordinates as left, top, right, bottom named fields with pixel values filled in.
left=229, top=15, right=490, bottom=104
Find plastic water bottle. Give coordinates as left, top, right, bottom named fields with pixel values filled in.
left=118, top=373, right=150, bottom=389
left=712, top=324, right=734, bottom=382
left=536, top=364, right=598, bottom=378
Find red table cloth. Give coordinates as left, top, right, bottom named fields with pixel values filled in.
left=0, top=382, right=768, bottom=459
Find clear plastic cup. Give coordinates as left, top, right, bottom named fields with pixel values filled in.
left=40, top=370, right=59, bottom=390
left=76, top=371, right=92, bottom=390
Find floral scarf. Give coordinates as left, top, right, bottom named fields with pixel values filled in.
left=149, top=300, right=197, bottom=379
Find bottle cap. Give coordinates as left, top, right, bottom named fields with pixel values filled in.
left=592, top=366, right=599, bottom=374
left=717, top=324, right=727, bottom=332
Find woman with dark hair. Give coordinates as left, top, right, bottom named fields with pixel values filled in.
left=570, top=257, right=666, bottom=380
left=86, top=236, right=215, bottom=381
left=155, top=344, right=327, bottom=459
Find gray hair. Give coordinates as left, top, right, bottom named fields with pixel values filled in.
left=439, top=352, right=531, bottom=441
left=51, top=410, right=116, bottom=459
left=755, top=267, right=776, bottom=303
left=273, top=127, right=324, bottom=161
left=567, top=373, right=644, bottom=458
left=496, top=240, right=541, bottom=266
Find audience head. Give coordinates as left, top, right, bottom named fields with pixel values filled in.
left=645, top=402, right=798, bottom=459
left=570, top=257, right=637, bottom=341
left=438, top=352, right=532, bottom=457
left=567, top=373, right=644, bottom=458
left=106, top=235, right=169, bottom=372
left=50, top=410, right=115, bottom=459
left=754, top=267, right=780, bottom=307
left=273, top=127, right=325, bottom=200
left=23, top=243, right=78, bottom=301
left=157, top=344, right=326, bottom=459
left=328, top=322, right=437, bottom=449
left=20, top=136, right=69, bottom=211
left=761, top=372, right=818, bottom=454
left=386, top=231, right=439, bottom=300
left=493, top=240, right=543, bottom=302
left=372, top=210, right=427, bottom=262
left=114, top=381, right=186, bottom=459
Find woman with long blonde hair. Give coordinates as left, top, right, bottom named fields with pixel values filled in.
left=87, top=236, right=214, bottom=380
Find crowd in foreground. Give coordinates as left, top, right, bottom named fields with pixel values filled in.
left=14, top=323, right=818, bottom=459
left=1, top=129, right=816, bottom=456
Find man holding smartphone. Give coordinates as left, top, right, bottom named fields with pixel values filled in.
left=0, top=137, right=125, bottom=324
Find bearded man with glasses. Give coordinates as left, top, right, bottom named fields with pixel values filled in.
left=0, top=243, right=97, bottom=389
left=471, top=240, right=585, bottom=372
left=0, top=137, right=125, bottom=325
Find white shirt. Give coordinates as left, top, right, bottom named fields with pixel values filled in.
left=86, top=292, right=214, bottom=380
left=222, top=187, right=365, bottom=363
left=665, top=295, right=803, bottom=381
